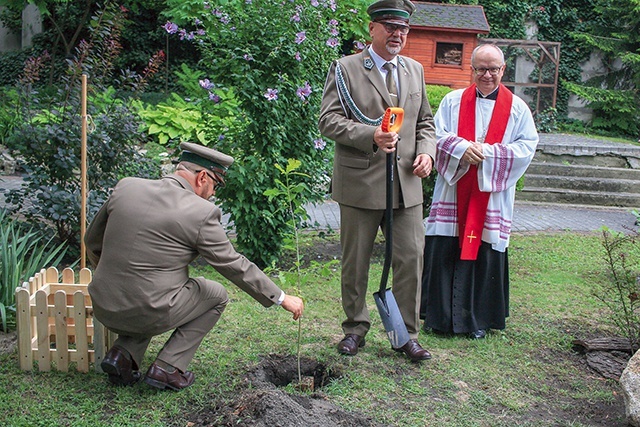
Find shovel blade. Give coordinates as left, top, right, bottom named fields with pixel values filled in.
left=373, top=288, right=410, bottom=349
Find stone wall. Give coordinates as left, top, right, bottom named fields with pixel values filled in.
left=0, top=4, right=41, bottom=52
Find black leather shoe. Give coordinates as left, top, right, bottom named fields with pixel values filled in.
left=394, top=339, right=432, bottom=361
left=100, top=346, right=141, bottom=386
left=468, top=329, right=486, bottom=339
left=337, top=334, right=365, bottom=356
left=144, top=362, right=195, bottom=391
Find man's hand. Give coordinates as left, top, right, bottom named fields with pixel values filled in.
left=374, top=126, right=398, bottom=153
left=281, top=295, right=304, bottom=320
left=463, top=142, right=485, bottom=165
left=412, top=153, right=433, bottom=178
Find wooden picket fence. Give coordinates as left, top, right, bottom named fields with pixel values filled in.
left=15, top=266, right=117, bottom=373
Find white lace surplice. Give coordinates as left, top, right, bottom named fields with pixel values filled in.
left=425, top=89, right=539, bottom=252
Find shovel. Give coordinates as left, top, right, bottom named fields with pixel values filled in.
left=373, top=107, right=410, bottom=350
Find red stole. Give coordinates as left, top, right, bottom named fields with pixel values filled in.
left=456, top=84, right=513, bottom=260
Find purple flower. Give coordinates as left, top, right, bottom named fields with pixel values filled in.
left=295, top=51, right=302, bottom=61
left=295, top=31, right=306, bottom=44
left=219, top=134, right=226, bottom=140
left=296, top=82, right=312, bottom=100
left=264, top=88, right=279, bottom=101
left=243, top=53, right=254, bottom=61
left=291, top=12, right=300, bottom=22
left=164, top=22, right=178, bottom=34
left=199, top=79, right=214, bottom=90
left=354, top=40, right=366, bottom=51
left=311, top=0, right=319, bottom=6
left=329, top=19, right=338, bottom=27
left=313, top=138, right=326, bottom=150
left=196, top=29, right=205, bottom=36
left=330, top=28, right=339, bottom=36
left=326, top=38, right=339, bottom=48
left=209, top=93, right=220, bottom=103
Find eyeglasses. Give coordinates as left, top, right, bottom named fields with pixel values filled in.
left=472, top=66, right=503, bottom=76
left=378, top=22, right=410, bottom=35
left=195, top=169, right=225, bottom=191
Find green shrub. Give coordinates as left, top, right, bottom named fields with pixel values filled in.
left=0, top=209, right=69, bottom=332
left=535, top=107, right=558, bottom=133
left=426, top=84, right=454, bottom=113
left=596, top=229, right=640, bottom=349
left=0, top=87, right=20, bottom=145
left=163, top=0, right=355, bottom=267
left=564, top=81, right=639, bottom=138
left=4, top=3, right=162, bottom=251
left=135, top=63, right=242, bottom=149
left=0, top=50, right=32, bottom=86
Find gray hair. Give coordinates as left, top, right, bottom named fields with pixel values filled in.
left=471, top=44, right=505, bottom=65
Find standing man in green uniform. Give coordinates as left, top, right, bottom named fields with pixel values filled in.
left=319, top=0, right=436, bottom=361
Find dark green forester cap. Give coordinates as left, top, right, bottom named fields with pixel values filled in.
left=179, top=142, right=234, bottom=176
left=367, top=0, right=416, bottom=23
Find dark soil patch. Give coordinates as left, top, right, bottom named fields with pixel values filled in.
left=530, top=347, right=627, bottom=426
left=187, top=354, right=385, bottom=427
left=0, top=331, right=17, bottom=355
left=276, top=235, right=385, bottom=270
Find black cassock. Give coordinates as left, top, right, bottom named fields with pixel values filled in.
left=420, top=236, right=509, bottom=334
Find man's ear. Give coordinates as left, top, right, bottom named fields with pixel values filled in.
left=194, top=171, right=207, bottom=188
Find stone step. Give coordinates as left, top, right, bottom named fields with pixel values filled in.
left=527, top=162, right=640, bottom=180
left=536, top=136, right=640, bottom=169
left=523, top=134, right=640, bottom=207
left=517, top=187, right=640, bottom=208
left=524, top=174, right=640, bottom=194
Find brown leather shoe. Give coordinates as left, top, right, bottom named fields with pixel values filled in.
left=144, top=362, right=195, bottom=391
left=100, top=345, right=141, bottom=386
left=394, top=339, right=432, bottom=362
left=337, top=334, right=365, bottom=356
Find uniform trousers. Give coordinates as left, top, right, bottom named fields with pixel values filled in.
left=105, top=278, right=228, bottom=373
left=339, top=203, right=424, bottom=339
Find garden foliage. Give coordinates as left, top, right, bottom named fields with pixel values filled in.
left=162, top=0, right=369, bottom=267
left=0, top=209, right=68, bottom=332
left=566, top=0, right=640, bottom=137
left=597, top=229, right=640, bottom=350
left=135, top=63, right=241, bottom=147
left=4, top=4, right=162, bottom=249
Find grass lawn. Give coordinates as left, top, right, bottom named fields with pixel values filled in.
left=0, top=232, right=628, bottom=426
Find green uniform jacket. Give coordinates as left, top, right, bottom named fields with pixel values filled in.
left=85, top=175, right=282, bottom=335
left=318, top=48, right=436, bottom=209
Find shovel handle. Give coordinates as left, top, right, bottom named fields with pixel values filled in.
left=381, top=107, right=404, bottom=133
left=378, top=108, right=404, bottom=298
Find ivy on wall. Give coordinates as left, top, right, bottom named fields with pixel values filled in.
left=435, top=0, right=597, bottom=122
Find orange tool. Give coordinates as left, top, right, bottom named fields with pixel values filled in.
left=381, top=107, right=404, bottom=133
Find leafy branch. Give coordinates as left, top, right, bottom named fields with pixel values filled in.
left=264, top=159, right=310, bottom=384
left=595, top=228, right=640, bottom=350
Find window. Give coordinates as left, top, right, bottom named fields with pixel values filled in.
left=435, top=42, right=463, bottom=66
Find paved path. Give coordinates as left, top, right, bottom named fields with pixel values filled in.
left=304, top=198, right=637, bottom=234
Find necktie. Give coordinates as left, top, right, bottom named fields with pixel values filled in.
left=383, top=62, right=398, bottom=106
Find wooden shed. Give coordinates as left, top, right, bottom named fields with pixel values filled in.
left=404, top=2, right=490, bottom=89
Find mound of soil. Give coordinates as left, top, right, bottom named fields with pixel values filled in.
left=188, top=354, right=385, bottom=427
